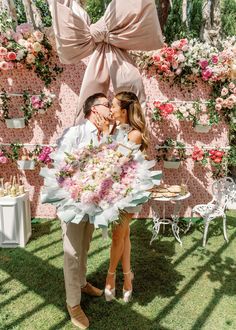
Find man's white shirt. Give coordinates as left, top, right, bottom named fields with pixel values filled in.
left=57, top=119, right=99, bottom=154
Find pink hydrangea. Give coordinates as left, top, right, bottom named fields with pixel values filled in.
left=0, top=151, right=7, bottom=164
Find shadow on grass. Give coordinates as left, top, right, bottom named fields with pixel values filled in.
left=151, top=228, right=236, bottom=329
left=0, top=217, right=235, bottom=330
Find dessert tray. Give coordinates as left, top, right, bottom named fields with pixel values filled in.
left=150, top=185, right=188, bottom=198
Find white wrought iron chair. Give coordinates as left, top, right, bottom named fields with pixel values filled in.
left=187, top=177, right=236, bottom=247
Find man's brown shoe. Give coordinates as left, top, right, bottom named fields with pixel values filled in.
left=67, top=304, right=89, bottom=329
left=81, top=282, right=103, bottom=297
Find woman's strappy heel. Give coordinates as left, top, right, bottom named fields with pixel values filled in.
left=123, top=270, right=134, bottom=303
left=104, top=271, right=116, bottom=302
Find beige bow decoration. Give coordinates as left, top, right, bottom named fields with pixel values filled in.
left=50, top=0, right=163, bottom=123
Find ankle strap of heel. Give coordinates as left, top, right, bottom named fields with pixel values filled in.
left=108, top=270, right=116, bottom=275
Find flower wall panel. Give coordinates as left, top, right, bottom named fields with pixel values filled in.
left=0, top=59, right=229, bottom=218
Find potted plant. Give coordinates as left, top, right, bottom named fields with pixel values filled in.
left=20, top=90, right=55, bottom=124
left=17, top=147, right=36, bottom=170
left=0, top=89, right=25, bottom=128
left=0, top=89, right=55, bottom=128
left=175, top=100, right=220, bottom=133
left=156, top=138, right=187, bottom=169
left=192, top=146, right=227, bottom=178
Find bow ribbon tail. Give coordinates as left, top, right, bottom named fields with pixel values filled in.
left=107, top=45, right=146, bottom=106
left=75, top=44, right=111, bottom=124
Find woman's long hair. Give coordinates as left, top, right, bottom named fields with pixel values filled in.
left=115, top=91, right=149, bottom=150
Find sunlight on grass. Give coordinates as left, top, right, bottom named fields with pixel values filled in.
left=0, top=212, right=236, bottom=329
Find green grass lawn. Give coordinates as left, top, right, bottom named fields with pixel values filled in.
left=1, top=211, right=236, bottom=330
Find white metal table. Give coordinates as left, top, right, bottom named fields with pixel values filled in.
left=150, top=192, right=191, bottom=246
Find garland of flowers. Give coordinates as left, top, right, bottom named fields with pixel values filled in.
left=0, top=88, right=55, bottom=124
left=152, top=99, right=221, bottom=127
left=155, top=140, right=228, bottom=179
left=132, top=37, right=236, bottom=86
left=0, top=143, right=53, bottom=166
left=0, top=21, right=63, bottom=86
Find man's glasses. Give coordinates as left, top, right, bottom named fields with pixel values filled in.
left=93, top=103, right=110, bottom=108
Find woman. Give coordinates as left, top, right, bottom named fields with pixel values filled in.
left=104, top=91, right=149, bottom=302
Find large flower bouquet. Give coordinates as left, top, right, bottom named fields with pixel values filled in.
left=0, top=18, right=62, bottom=85
left=40, top=140, right=162, bottom=227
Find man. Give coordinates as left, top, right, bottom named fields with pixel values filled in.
left=57, top=93, right=111, bottom=329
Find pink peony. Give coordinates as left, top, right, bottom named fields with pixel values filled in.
left=11, top=32, right=23, bottom=42
left=16, top=23, right=33, bottom=35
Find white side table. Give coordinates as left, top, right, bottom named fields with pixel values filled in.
left=0, top=192, right=31, bottom=248
left=150, top=192, right=191, bottom=246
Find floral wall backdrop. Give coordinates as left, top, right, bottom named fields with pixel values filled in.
left=0, top=54, right=229, bottom=218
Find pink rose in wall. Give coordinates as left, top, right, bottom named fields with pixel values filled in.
left=6, top=51, right=17, bottom=61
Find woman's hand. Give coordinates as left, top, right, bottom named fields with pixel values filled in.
left=94, top=113, right=110, bottom=134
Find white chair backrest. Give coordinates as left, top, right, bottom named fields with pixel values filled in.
left=211, top=177, right=236, bottom=210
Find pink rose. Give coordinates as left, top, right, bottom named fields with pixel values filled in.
left=181, top=44, right=189, bottom=52
left=6, top=51, right=17, bottom=61
left=216, top=97, right=224, bottom=104
left=192, top=146, right=205, bottom=161
left=228, top=82, right=235, bottom=90
left=0, top=151, right=7, bottom=164
left=221, top=87, right=229, bottom=96
left=199, top=59, right=209, bottom=70
left=177, top=53, right=185, bottom=63
left=202, top=68, right=213, bottom=80
left=7, top=62, right=14, bottom=70
left=153, top=54, right=161, bottom=62
left=0, top=61, right=9, bottom=70
left=0, top=47, right=7, bottom=56
left=215, top=104, right=222, bottom=111
left=176, top=68, right=182, bottom=75
left=211, top=55, right=218, bottom=64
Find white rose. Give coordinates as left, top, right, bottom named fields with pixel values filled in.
left=183, top=112, right=189, bottom=118
left=26, top=54, right=36, bottom=64
left=179, top=106, right=187, bottom=113
left=33, top=30, right=44, bottom=42
left=16, top=49, right=26, bottom=61
left=33, top=42, right=42, bottom=52
left=18, top=39, right=27, bottom=47
left=189, top=108, right=196, bottom=115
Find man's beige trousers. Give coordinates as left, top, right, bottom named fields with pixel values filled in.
left=61, top=220, right=94, bottom=307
